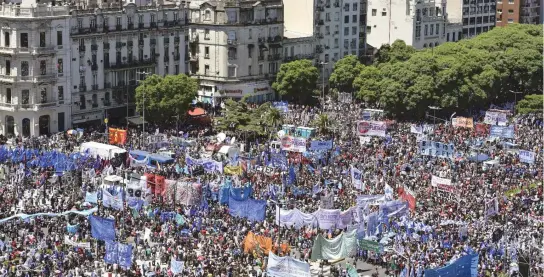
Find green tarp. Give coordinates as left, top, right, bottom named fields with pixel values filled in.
left=358, top=239, right=383, bottom=253
left=310, top=230, right=357, bottom=260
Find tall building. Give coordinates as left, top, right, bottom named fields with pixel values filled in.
left=0, top=1, right=72, bottom=137
left=447, top=0, right=496, bottom=38
left=188, top=0, right=282, bottom=104
left=283, top=0, right=364, bottom=80
left=495, top=0, right=541, bottom=25
left=365, top=0, right=448, bottom=50
left=70, top=1, right=188, bottom=126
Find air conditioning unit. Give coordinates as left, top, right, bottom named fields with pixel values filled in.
left=227, top=39, right=232, bottom=44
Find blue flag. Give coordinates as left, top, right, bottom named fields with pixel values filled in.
left=288, top=166, right=296, bottom=185
left=228, top=197, right=266, bottom=221
left=424, top=254, right=479, bottom=277
left=104, top=241, right=133, bottom=268
left=89, top=215, right=116, bottom=241
left=66, top=223, right=79, bottom=234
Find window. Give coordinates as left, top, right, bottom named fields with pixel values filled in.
left=259, top=64, right=263, bottom=75
left=4, top=32, right=9, bottom=47
left=435, top=23, right=439, bottom=35
left=423, top=43, right=427, bottom=48
left=344, top=27, right=349, bottom=36
left=248, top=65, right=252, bottom=75
left=57, top=59, right=63, bottom=73
left=205, top=10, right=211, bottom=21
left=447, top=33, right=450, bottom=41
left=326, top=13, right=331, bottom=21
left=249, top=29, right=252, bottom=39
left=80, top=76, right=85, bottom=86
left=204, top=64, right=210, bottom=75
left=366, top=26, right=372, bottom=34
left=508, top=18, right=514, bottom=23
left=40, top=88, right=47, bottom=103
left=382, top=11, right=387, bottom=16
left=227, top=66, right=236, bottom=78
left=204, top=29, right=210, bottom=40
left=326, top=26, right=330, bottom=35
left=508, top=0, right=513, bottom=3
left=79, top=95, right=86, bottom=109
left=424, top=25, right=428, bottom=36
left=5, top=60, right=10, bottom=75
left=508, top=9, right=514, bottom=14
left=22, top=90, right=29, bottom=104
left=116, top=17, right=121, bottom=26
left=151, top=14, right=155, bottom=23
left=39, top=32, right=46, bottom=47
left=90, top=19, right=96, bottom=28
left=21, top=61, right=29, bottom=76
left=344, top=39, right=349, bottom=49
left=429, top=8, right=433, bottom=16
left=352, top=26, right=357, bottom=35
left=352, top=15, right=357, bottom=22
left=268, top=62, right=276, bottom=74
left=430, top=24, right=434, bottom=35
left=20, top=33, right=28, bottom=48
left=344, top=15, right=349, bottom=23
left=324, top=54, right=329, bottom=62
left=334, top=38, right=339, bottom=48
left=344, top=3, right=349, bottom=11
left=415, top=25, right=421, bottom=38
left=58, top=86, right=64, bottom=102
left=5, top=88, right=11, bottom=103
left=77, top=19, right=83, bottom=29
left=353, top=3, right=358, bottom=11
left=139, top=15, right=143, bottom=23
left=372, top=9, right=377, bottom=16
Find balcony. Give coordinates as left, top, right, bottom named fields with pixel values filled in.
left=79, top=85, right=87, bottom=92
left=258, top=37, right=266, bottom=44
left=128, top=23, right=134, bottom=30
left=139, top=39, right=144, bottom=46
left=91, top=84, right=99, bottom=90
left=164, top=38, right=170, bottom=44
left=116, top=24, right=122, bottom=31
left=31, top=46, right=56, bottom=55
left=138, top=23, right=145, bottom=29
left=103, top=25, right=109, bottom=32
left=127, top=41, right=133, bottom=47
left=315, top=45, right=324, bottom=54
left=150, top=22, right=157, bottom=28
left=90, top=26, right=97, bottom=32
left=104, top=42, right=110, bottom=50
left=316, top=19, right=324, bottom=25
left=227, top=39, right=238, bottom=45
left=258, top=55, right=265, bottom=61
left=189, top=53, right=199, bottom=61
left=174, top=37, right=180, bottom=44
left=91, top=44, right=98, bottom=51
left=267, top=53, right=281, bottom=61
left=115, top=42, right=124, bottom=48
left=104, top=58, right=157, bottom=70
left=0, top=75, right=16, bottom=82
left=79, top=45, right=86, bottom=52
left=173, top=54, right=180, bottom=61
left=103, top=100, right=111, bottom=106
left=150, top=39, right=156, bottom=45
left=35, top=101, right=57, bottom=108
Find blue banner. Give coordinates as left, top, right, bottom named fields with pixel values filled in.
left=228, top=197, right=266, bottom=221
left=102, top=189, right=124, bottom=211
left=519, top=150, right=535, bottom=164
left=85, top=192, right=98, bottom=204
left=66, top=223, right=79, bottom=234
left=419, top=141, right=455, bottom=159
left=160, top=212, right=177, bottom=222
left=272, top=101, right=289, bottom=113
left=310, top=140, right=333, bottom=151
left=170, top=259, right=185, bottom=274
left=219, top=184, right=253, bottom=205
left=489, top=125, right=514, bottom=139
left=424, top=254, right=479, bottom=277
left=90, top=215, right=116, bottom=241
left=104, top=241, right=133, bottom=268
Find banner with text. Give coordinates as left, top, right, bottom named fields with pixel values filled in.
left=356, top=121, right=386, bottom=137
left=281, top=136, right=307, bottom=153
left=431, top=176, right=455, bottom=193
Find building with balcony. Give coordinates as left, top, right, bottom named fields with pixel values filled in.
left=365, top=0, right=448, bottom=50
left=0, top=1, right=72, bottom=137
left=70, top=0, right=187, bottom=126
left=447, top=0, right=496, bottom=38
left=283, top=0, right=365, bottom=81
left=188, top=0, right=282, bottom=104
left=493, top=0, right=540, bottom=25
left=282, top=31, right=316, bottom=64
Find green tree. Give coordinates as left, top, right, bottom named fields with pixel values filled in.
left=516, top=94, right=543, bottom=115
left=373, top=40, right=416, bottom=65
left=352, top=24, right=543, bottom=118
left=272, top=59, right=319, bottom=103
left=329, top=55, right=364, bottom=93
left=216, top=99, right=283, bottom=138
left=135, top=74, right=198, bottom=123
left=313, top=113, right=330, bottom=135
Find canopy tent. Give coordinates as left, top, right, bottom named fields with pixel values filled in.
left=188, top=108, right=206, bottom=117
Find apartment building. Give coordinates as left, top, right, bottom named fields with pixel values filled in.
left=284, top=0, right=364, bottom=80
left=495, top=0, right=540, bottom=25
left=283, top=31, right=316, bottom=63
left=187, top=0, right=282, bottom=105
left=366, top=0, right=448, bottom=50
left=70, top=1, right=187, bottom=126
left=0, top=1, right=72, bottom=137
left=446, top=0, right=496, bottom=38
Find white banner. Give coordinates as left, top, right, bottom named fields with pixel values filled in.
left=359, top=136, right=372, bottom=145
left=431, top=175, right=455, bottom=193
left=519, top=150, right=535, bottom=164
left=314, top=209, right=341, bottom=230
left=280, top=136, right=307, bottom=153
left=484, top=111, right=508, bottom=126
left=356, top=121, right=387, bottom=137
left=267, top=252, right=311, bottom=277
left=64, top=236, right=91, bottom=249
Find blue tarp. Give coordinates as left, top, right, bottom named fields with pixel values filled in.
left=424, top=254, right=479, bottom=277
left=148, top=154, right=175, bottom=164
left=130, top=150, right=150, bottom=160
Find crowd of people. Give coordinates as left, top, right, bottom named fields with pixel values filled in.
left=0, top=102, right=540, bottom=277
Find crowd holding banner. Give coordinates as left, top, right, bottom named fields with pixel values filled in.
left=0, top=102, right=539, bottom=277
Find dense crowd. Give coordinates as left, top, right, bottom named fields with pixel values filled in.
left=0, top=102, right=540, bottom=277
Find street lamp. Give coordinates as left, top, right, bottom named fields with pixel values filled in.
left=137, top=71, right=151, bottom=145
left=428, top=106, right=441, bottom=126
left=274, top=199, right=286, bottom=256
left=509, top=90, right=523, bottom=116
left=320, top=62, right=328, bottom=109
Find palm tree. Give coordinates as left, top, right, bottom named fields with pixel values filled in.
left=265, top=107, right=283, bottom=129
left=314, top=113, right=330, bottom=135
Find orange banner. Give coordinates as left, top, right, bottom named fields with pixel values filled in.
left=108, top=128, right=127, bottom=145
left=243, top=232, right=273, bottom=256
left=452, top=117, right=474, bottom=128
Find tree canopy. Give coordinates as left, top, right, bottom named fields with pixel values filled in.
left=329, top=55, right=364, bottom=93
left=135, top=74, right=198, bottom=123
left=516, top=94, right=543, bottom=115
left=351, top=24, right=543, bottom=118
left=215, top=98, right=283, bottom=139
left=272, top=59, right=319, bottom=103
